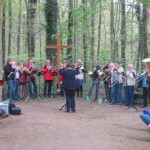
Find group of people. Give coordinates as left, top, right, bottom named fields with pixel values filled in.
left=3, top=58, right=85, bottom=111
left=4, top=58, right=57, bottom=101
left=3, top=58, right=150, bottom=109
left=86, top=60, right=150, bottom=108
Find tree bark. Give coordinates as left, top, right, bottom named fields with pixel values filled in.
left=67, top=0, right=73, bottom=62
left=45, top=0, right=58, bottom=63
left=27, top=0, right=37, bottom=58
left=121, top=0, right=126, bottom=65
left=97, top=1, right=102, bottom=58
left=2, top=3, right=5, bottom=66
left=110, top=0, right=115, bottom=60
left=135, top=2, right=143, bottom=69
left=90, top=0, right=95, bottom=61
left=8, top=0, right=12, bottom=56
left=17, top=0, right=22, bottom=56
left=142, top=4, right=148, bottom=59
left=0, top=0, right=3, bottom=99
left=82, top=0, right=87, bottom=82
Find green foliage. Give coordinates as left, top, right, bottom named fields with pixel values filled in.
left=139, top=0, right=150, bottom=5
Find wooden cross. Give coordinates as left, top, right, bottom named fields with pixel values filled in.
left=45, top=35, right=72, bottom=90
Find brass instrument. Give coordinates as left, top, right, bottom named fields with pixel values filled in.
left=88, top=71, right=93, bottom=78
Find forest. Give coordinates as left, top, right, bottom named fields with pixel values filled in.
left=0, top=0, right=150, bottom=93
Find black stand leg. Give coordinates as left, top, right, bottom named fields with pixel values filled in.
left=124, top=105, right=138, bottom=112
left=59, top=104, right=66, bottom=110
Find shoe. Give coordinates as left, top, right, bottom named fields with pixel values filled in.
left=85, top=96, right=90, bottom=101
left=104, top=99, right=108, bottom=102
left=65, top=110, right=70, bottom=113
left=140, top=106, right=147, bottom=108
left=108, top=103, right=116, bottom=106
left=123, top=104, right=129, bottom=106
left=71, top=110, right=76, bottom=113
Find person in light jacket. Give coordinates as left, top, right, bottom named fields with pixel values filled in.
left=124, top=64, right=136, bottom=106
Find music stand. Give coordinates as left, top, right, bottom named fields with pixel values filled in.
left=124, top=105, right=138, bottom=112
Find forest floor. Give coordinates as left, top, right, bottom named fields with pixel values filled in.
left=0, top=97, right=150, bottom=150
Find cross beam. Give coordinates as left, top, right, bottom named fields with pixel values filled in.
left=45, top=35, right=72, bottom=90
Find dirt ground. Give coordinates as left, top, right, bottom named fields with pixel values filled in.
left=0, top=97, right=150, bottom=150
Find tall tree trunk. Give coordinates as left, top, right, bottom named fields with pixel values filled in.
left=27, top=0, right=37, bottom=58
left=0, top=0, right=3, bottom=99
left=73, top=0, right=77, bottom=60
left=2, top=3, right=5, bottom=66
left=110, top=0, right=115, bottom=60
left=8, top=0, right=12, bottom=56
left=82, top=0, right=87, bottom=82
left=97, top=1, right=102, bottom=58
left=142, top=4, right=148, bottom=59
left=17, top=0, right=22, bottom=56
left=135, top=2, right=142, bottom=69
left=67, top=0, right=73, bottom=62
left=45, top=0, right=58, bottom=63
left=121, top=0, right=126, bottom=65
left=90, top=0, right=95, bottom=61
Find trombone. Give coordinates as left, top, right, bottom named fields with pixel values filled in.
left=94, top=70, right=109, bottom=84
left=109, top=77, right=119, bottom=87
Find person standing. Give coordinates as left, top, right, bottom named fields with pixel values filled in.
left=76, top=59, right=86, bottom=98
left=109, top=62, right=124, bottom=105
left=26, top=58, right=37, bottom=98
left=139, top=67, right=148, bottom=108
left=59, top=62, right=79, bottom=112
left=4, top=58, right=15, bottom=101
left=85, top=60, right=101, bottom=101
left=124, top=64, right=136, bottom=106
left=103, top=60, right=110, bottom=102
left=42, top=59, right=56, bottom=98
left=11, top=61, right=20, bottom=101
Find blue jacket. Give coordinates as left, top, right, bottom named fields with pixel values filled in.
left=141, top=73, right=147, bottom=88
left=59, top=68, right=79, bottom=89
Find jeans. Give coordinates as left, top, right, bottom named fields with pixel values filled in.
left=140, top=114, right=150, bottom=125
left=76, top=79, right=83, bottom=97
left=13, top=80, right=19, bottom=100
left=143, top=87, right=148, bottom=107
left=6, top=80, right=14, bottom=101
left=87, top=79, right=99, bottom=98
left=111, top=82, right=122, bottom=104
left=65, top=89, right=76, bottom=111
left=125, top=86, right=134, bottom=105
left=43, top=80, right=53, bottom=96
left=104, top=81, right=111, bottom=102
left=28, top=77, right=37, bottom=96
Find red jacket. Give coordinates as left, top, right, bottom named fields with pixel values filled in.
left=42, top=65, right=57, bottom=80
left=26, top=63, right=35, bottom=78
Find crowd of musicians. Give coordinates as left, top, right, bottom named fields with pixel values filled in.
left=3, top=58, right=150, bottom=112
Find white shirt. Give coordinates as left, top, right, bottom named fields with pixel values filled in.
left=76, top=66, right=84, bottom=80
left=126, top=69, right=136, bottom=86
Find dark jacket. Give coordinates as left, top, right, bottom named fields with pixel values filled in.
left=4, top=63, right=15, bottom=81
left=59, top=68, right=79, bottom=89
left=92, top=65, right=101, bottom=80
